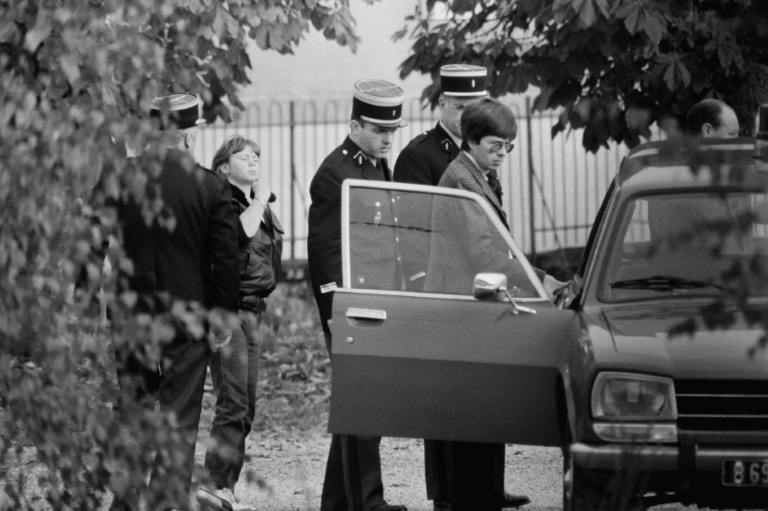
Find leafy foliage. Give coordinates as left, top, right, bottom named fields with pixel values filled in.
left=397, top=0, right=768, bottom=151
left=0, top=0, right=359, bottom=508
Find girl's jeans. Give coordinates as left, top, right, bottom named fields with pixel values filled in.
left=204, top=310, right=260, bottom=489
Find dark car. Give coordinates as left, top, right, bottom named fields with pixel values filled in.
left=327, top=137, right=768, bottom=510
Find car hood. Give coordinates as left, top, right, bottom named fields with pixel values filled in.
left=600, top=303, right=768, bottom=379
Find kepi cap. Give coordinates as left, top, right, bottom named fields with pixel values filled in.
left=440, top=64, right=487, bottom=97
left=352, top=79, right=408, bottom=128
left=150, top=93, right=206, bottom=130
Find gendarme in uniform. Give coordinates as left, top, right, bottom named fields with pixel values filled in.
left=393, top=64, right=488, bottom=186
left=307, top=79, right=408, bottom=511
left=392, top=65, right=489, bottom=291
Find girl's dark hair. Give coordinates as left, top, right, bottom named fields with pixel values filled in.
left=460, top=97, right=517, bottom=151
left=686, top=99, right=727, bottom=136
left=211, top=135, right=261, bottom=173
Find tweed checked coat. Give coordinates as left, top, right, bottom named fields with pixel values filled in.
left=424, top=151, right=538, bottom=296
left=392, top=122, right=461, bottom=289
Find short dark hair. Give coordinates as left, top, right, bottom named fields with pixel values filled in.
left=460, top=97, right=517, bottom=151
left=686, top=99, right=728, bottom=136
left=211, top=135, right=260, bottom=173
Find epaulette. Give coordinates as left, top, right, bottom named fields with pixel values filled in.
left=410, top=130, right=431, bottom=147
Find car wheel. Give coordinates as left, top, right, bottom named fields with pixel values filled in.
left=562, top=426, right=647, bottom=511
left=563, top=436, right=609, bottom=511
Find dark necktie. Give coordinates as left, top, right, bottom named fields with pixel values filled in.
left=488, top=169, right=503, bottom=206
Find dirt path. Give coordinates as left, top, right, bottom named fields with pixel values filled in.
left=202, top=427, right=565, bottom=511
left=197, top=413, right=702, bottom=511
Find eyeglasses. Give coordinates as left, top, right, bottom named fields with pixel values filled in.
left=486, top=139, right=515, bottom=153
left=447, top=101, right=468, bottom=111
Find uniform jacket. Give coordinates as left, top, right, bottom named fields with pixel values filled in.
left=118, top=149, right=240, bottom=313
left=229, top=185, right=283, bottom=313
left=393, top=122, right=460, bottom=186
left=307, top=136, right=399, bottom=331
left=392, top=122, right=460, bottom=289
left=424, top=151, right=538, bottom=296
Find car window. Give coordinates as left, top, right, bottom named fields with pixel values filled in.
left=345, top=184, right=543, bottom=298
left=600, top=191, right=768, bottom=302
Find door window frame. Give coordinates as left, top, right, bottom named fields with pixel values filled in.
left=340, top=179, right=550, bottom=302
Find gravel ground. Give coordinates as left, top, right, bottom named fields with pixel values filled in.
left=203, top=430, right=564, bottom=511
left=0, top=422, right=715, bottom=511
left=199, top=423, right=702, bottom=511
left=0, top=409, right=706, bottom=511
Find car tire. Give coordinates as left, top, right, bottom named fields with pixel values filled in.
left=563, top=432, right=610, bottom=511
left=562, top=426, right=647, bottom=511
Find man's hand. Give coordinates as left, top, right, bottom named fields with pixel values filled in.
left=207, top=308, right=238, bottom=351
left=209, top=325, right=233, bottom=351
left=542, top=273, right=569, bottom=301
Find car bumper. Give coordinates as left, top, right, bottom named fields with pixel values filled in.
left=572, top=442, right=768, bottom=471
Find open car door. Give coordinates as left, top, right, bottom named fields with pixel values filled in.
left=328, top=180, right=576, bottom=447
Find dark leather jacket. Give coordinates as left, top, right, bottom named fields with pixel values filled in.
left=230, top=185, right=283, bottom=313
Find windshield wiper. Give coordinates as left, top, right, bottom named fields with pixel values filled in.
left=610, top=275, right=723, bottom=292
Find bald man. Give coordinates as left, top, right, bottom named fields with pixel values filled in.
left=686, top=98, right=740, bottom=138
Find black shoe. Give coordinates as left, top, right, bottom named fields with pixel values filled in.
left=501, top=493, right=530, bottom=508
left=372, top=505, right=408, bottom=511
left=433, top=501, right=451, bottom=511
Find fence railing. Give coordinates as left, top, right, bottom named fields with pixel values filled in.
left=194, top=96, right=635, bottom=262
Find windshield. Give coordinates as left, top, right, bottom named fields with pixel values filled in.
left=599, top=191, right=768, bottom=302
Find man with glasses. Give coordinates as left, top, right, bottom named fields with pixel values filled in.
left=394, top=64, right=507, bottom=511
left=426, top=97, right=569, bottom=511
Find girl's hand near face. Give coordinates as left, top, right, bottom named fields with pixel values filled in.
left=251, top=167, right=272, bottom=206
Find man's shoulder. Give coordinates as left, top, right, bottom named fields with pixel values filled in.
left=404, top=129, right=433, bottom=149
left=317, top=141, right=369, bottom=176
left=318, top=143, right=352, bottom=169
left=441, top=155, right=472, bottom=183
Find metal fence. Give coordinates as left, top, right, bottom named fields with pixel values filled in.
left=194, top=96, right=634, bottom=261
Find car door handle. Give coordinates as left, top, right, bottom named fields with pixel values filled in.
left=346, top=308, right=387, bottom=321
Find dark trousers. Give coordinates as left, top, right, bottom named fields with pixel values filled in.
left=425, top=439, right=453, bottom=500
left=321, top=434, right=387, bottom=511
left=204, top=311, right=260, bottom=489
left=111, top=334, right=210, bottom=511
left=427, top=440, right=505, bottom=511
left=321, top=330, right=387, bottom=511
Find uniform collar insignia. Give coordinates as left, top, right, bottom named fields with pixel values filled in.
left=353, top=150, right=366, bottom=167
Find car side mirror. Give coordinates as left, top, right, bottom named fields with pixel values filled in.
left=474, top=273, right=536, bottom=314
left=473, top=273, right=507, bottom=301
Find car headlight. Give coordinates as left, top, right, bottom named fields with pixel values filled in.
left=591, top=372, right=677, bottom=420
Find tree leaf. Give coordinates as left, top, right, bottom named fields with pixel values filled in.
left=640, top=10, right=666, bottom=45
left=24, top=17, right=52, bottom=52
left=60, top=54, right=81, bottom=87
left=663, top=62, right=678, bottom=91
left=677, top=61, right=691, bottom=88
left=618, top=2, right=641, bottom=35
left=578, top=0, right=597, bottom=28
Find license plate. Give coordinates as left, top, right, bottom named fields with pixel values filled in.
left=722, top=460, right=768, bottom=487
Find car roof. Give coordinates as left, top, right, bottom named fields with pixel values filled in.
left=618, top=137, right=768, bottom=194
